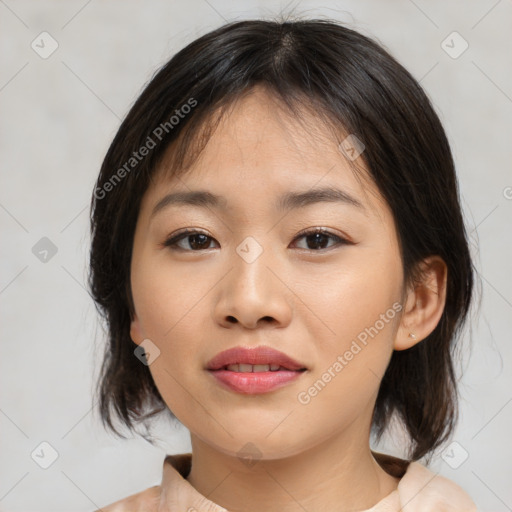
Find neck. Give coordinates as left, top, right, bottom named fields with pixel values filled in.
left=186, top=428, right=399, bottom=512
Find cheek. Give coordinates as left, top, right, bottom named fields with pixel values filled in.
left=131, top=252, right=208, bottom=340
left=293, top=253, right=402, bottom=344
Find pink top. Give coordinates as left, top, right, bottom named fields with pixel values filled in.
left=97, top=452, right=478, bottom=511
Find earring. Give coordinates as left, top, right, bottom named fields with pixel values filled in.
left=408, top=333, right=417, bottom=339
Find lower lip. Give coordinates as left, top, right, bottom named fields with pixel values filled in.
left=209, top=369, right=304, bottom=394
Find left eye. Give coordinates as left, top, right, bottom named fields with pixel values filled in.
left=293, top=228, right=345, bottom=250
left=163, top=228, right=346, bottom=252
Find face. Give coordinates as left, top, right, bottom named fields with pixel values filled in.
left=129, top=87, right=405, bottom=460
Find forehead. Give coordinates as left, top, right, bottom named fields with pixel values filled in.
left=146, top=87, right=381, bottom=213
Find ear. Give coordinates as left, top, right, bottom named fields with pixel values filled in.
left=395, top=256, right=448, bottom=351
left=130, top=314, right=145, bottom=346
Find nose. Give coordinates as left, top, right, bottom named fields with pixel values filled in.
left=213, top=241, right=293, bottom=330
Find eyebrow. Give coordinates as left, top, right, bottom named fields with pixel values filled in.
left=151, top=186, right=364, bottom=218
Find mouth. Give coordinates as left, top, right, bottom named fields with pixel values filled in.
left=206, top=346, right=307, bottom=394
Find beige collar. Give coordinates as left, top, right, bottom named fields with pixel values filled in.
left=99, top=451, right=476, bottom=510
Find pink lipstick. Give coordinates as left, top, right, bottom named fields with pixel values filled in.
left=206, top=346, right=307, bottom=394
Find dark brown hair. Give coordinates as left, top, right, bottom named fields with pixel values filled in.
left=89, top=18, right=474, bottom=461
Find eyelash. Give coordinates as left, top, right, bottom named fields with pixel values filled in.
left=162, top=227, right=350, bottom=253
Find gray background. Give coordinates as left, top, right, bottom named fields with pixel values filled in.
left=1, top=1, right=511, bottom=511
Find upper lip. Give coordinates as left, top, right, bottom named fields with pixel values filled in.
left=206, top=346, right=307, bottom=371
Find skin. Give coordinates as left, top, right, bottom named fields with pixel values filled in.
left=129, top=86, right=447, bottom=512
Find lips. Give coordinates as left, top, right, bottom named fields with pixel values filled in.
left=206, top=346, right=307, bottom=372
left=206, top=346, right=307, bottom=394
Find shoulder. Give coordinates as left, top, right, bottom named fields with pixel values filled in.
left=94, top=484, right=161, bottom=512
left=398, top=462, right=478, bottom=511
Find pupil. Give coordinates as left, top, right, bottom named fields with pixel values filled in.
left=190, top=234, right=209, bottom=250
left=308, top=233, right=328, bottom=249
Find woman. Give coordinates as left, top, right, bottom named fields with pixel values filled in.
left=89, top=18, right=477, bottom=511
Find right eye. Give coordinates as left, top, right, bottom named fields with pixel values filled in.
left=163, top=229, right=219, bottom=251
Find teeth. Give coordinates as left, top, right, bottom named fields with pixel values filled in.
left=224, top=364, right=286, bottom=372
left=253, top=364, right=270, bottom=372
